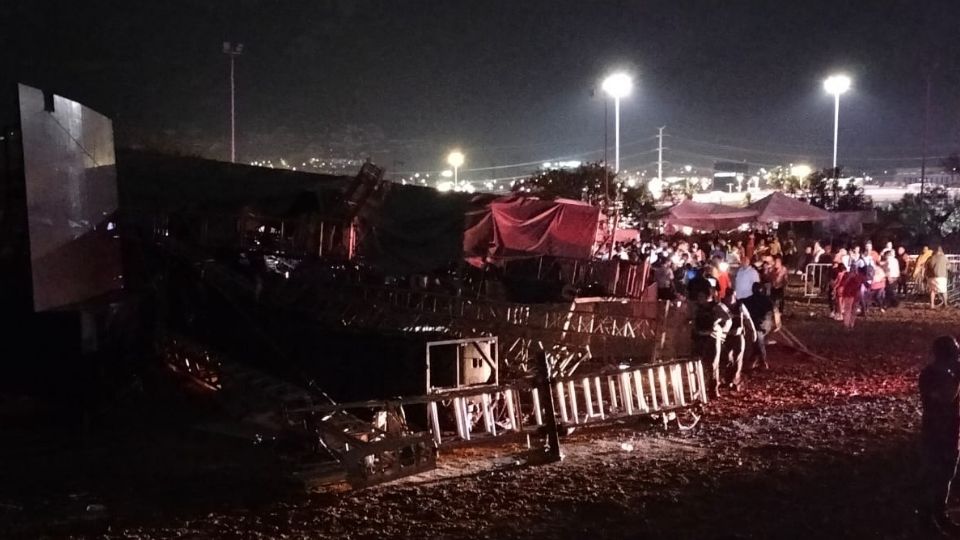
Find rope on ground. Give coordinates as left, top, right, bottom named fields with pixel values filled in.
left=774, top=325, right=831, bottom=363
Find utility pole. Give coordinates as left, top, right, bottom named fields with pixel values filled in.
left=223, top=42, right=244, bottom=163
left=920, top=72, right=932, bottom=200
left=657, top=126, right=666, bottom=183
left=603, top=98, right=609, bottom=207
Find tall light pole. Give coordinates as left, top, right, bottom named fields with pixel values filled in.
left=601, top=73, right=632, bottom=173
left=657, top=126, right=666, bottom=183
left=447, top=150, right=465, bottom=185
left=223, top=42, right=244, bottom=163
left=823, top=74, right=851, bottom=171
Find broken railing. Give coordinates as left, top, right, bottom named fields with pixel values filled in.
left=286, top=355, right=708, bottom=487
left=271, top=279, right=686, bottom=376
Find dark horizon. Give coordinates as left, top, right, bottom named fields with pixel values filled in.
left=3, top=0, right=959, bottom=175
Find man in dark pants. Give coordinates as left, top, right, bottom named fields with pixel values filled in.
left=741, top=283, right=774, bottom=370
left=919, top=336, right=960, bottom=534
left=692, top=289, right=731, bottom=399
left=720, top=289, right=745, bottom=391
left=767, top=255, right=788, bottom=315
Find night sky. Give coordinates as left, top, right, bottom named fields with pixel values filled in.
left=2, top=0, right=959, bottom=175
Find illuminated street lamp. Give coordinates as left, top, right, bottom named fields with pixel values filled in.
left=447, top=150, right=465, bottom=185
left=790, top=164, right=813, bottom=179
left=602, top=73, right=632, bottom=172
left=823, top=74, right=851, bottom=170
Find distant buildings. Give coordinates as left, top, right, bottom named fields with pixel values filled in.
left=713, top=161, right=750, bottom=192
left=887, top=167, right=957, bottom=187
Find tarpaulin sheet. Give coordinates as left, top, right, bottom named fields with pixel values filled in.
left=359, top=184, right=474, bottom=275
left=652, top=199, right=758, bottom=231
left=464, top=196, right=601, bottom=262
left=117, top=150, right=351, bottom=215
left=747, top=192, right=829, bottom=223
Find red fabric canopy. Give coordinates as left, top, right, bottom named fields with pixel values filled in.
left=747, top=192, right=830, bottom=223
left=464, top=196, right=601, bottom=263
left=653, top=199, right=758, bottom=231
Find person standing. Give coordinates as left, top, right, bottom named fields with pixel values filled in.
left=929, top=247, right=950, bottom=309
left=857, top=257, right=875, bottom=317
left=653, top=257, right=676, bottom=301
left=812, top=241, right=826, bottom=265
left=741, top=282, right=773, bottom=369
left=744, top=233, right=756, bottom=262
left=708, top=259, right=731, bottom=301
left=870, top=261, right=886, bottom=313
left=919, top=336, right=960, bottom=534
left=836, top=264, right=863, bottom=330
left=827, top=259, right=845, bottom=320
left=768, top=235, right=782, bottom=257
left=883, top=249, right=900, bottom=308
left=897, top=246, right=911, bottom=296
left=692, top=291, right=731, bottom=399
left=767, top=255, right=789, bottom=316
left=916, top=246, right=933, bottom=292
left=720, top=289, right=746, bottom=391
left=734, top=256, right=761, bottom=301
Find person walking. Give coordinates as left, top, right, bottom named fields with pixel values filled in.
left=767, top=255, right=789, bottom=316
left=897, top=246, right=911, bottom=296
left=919, top=336, right=960, bottom=534
left=720, top=289, right=746, bottom=391
left=836, top=264, right=863, bottom=330
left=692, top=291, right=731, bottom=399
left=741, top=282, right=773, bottom=370
left=929, top=247, right=949, bottom=309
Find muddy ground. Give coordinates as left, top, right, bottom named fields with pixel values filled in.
left=3, top=300, right=959, bottom=539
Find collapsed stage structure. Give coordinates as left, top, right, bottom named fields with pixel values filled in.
left=1, top=84, right=707, bottom=489
left=132, top=153, right=704, bottom=487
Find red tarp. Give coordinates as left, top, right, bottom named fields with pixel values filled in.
left=652, top=199, right=758, bottom=231
left=747, top=192, right=830, bottom=223
left=464, top=195, right=601, bottom=263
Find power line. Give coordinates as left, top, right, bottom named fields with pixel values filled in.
left=390, top=135, right=659, bottom=175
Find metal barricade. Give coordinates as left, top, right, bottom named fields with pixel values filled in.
left=803, top=263, right=833, bottom=300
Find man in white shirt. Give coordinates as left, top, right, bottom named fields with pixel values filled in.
left=884, top=250, right=900, bottom=308
left=734, top=256, right=761, bottom=300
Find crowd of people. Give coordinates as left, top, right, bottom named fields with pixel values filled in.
left=630, top=232, right=789, bottom=400
left=598, top=230, right=960, bottom=532
left=823, top=242, right=951, bottom=329
left=606, top=230, right=958, bottom=400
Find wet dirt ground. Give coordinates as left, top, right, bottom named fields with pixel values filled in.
left=3, top=300, right=959, bottom=539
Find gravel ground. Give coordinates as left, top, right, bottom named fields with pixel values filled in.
left=4, top=301, right=958, bottom=539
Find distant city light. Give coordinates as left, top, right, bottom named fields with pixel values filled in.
left=541, top=160, right=582, bottom=170
left=436, top=181, right=454, bottom=192
left=684, top=165, right=693, bottom=173
left=648, top=177, right=664, bottom=199
left=441, top=169, right=453, bottom=178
